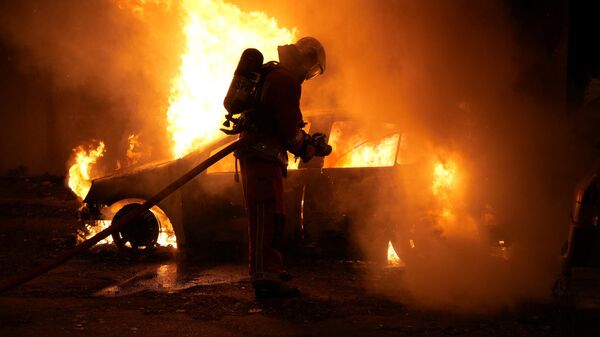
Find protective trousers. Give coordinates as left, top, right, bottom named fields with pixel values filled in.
left=239, top=156, right=286, bottom=285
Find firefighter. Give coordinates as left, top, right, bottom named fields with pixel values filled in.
left=235, top=37, right=330, bottom=298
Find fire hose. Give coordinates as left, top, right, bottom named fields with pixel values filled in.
left=0, top=137, right=250, bottom=294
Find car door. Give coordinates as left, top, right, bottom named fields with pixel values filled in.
left=298, top=117, right=407, bottom=260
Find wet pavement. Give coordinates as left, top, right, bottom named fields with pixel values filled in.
left=93, top=262, right=249, bottom=297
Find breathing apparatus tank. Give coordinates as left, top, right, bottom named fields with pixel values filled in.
left=222, top=48, right=264, bottom=134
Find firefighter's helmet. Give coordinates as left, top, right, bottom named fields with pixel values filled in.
left=294, top=37, right=326, bottom=80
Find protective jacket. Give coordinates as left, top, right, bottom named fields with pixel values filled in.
left=237, top=65, right=305, bottom=168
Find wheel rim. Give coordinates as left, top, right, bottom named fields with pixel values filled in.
left=111, top=203, right=159, bottom=252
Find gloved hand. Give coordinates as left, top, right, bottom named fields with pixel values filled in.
left=299, top=132, right=332, bottom=162
left=309, top=133, right=332, bottom=157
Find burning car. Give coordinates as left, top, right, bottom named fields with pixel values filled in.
left=79, top=110, right=434, bottom=262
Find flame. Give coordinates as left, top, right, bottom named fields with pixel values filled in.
left=126, top=134, right=143, bottom=166
left=67, top=134, right=146, bottom=199
left=167, top=0, right=296, bottom=158
left=430, top=156, right=479, bottom=238
left=324, top=122, right=400, bottom=168
left=77, top=199, right=177, bottom=248
left=387, top=241, right=403, bottom=267
left=432, top=159, right=457, bottom=220
left=77, top=220, right=114, bottom=245
left=153, top=205, right=178, bottom=248
left=114, top=0, right=297, bottom=158
left=67, top=141, right=106, bottom=200
left=287, top=155, right=300, bottom=170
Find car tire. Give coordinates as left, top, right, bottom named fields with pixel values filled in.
left=111, top=203, right=160, bottom=253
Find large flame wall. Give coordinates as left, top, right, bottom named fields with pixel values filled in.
left=167, top=0, right=296, bottom=158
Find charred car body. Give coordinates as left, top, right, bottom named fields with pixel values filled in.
left=81, top=111, right=431, bottom=262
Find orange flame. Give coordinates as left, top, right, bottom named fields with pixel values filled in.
left=432, top=159, right=457, bottom=220
left=430, top=156, right=478, bottom=238
left=67, top=141, right=106, bottom=200
left=387, top=241, right=403, bottom=267
left=126, top=134, right=143, bottom=166
left=77, top=200, right=177, bottom=248
left=167, top=0, right=296, bottom=158
left=77, top=220, right=114, bottom=245
left=324, top=122, right=400, bottom=168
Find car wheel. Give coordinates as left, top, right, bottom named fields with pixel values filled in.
left=111, top=203, right=159, bottom=253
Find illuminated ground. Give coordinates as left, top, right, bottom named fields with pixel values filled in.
left=0, top=177, right=564, bottom=337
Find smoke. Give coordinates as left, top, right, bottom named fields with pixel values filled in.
left=0, top=0, right=183, bottom=174
left=240, top=0, right=584, bottom=311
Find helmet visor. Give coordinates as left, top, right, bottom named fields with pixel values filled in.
left=305, top=64, right=323, bottom=80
